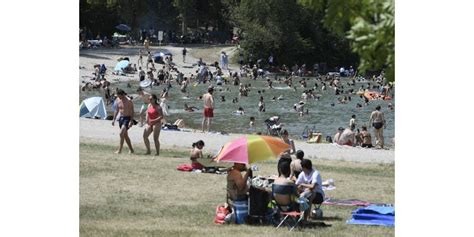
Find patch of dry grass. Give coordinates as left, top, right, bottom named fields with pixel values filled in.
left=80, top=142, right=394, bottom=237
left=188, top=45, right=238, bottom=66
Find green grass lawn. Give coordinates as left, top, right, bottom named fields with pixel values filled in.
left=80, top=142, right=394, bottom=237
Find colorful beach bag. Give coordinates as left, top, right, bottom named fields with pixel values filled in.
left=214, top=204, right=230, bottom=224
left=233, top=200, right=248, bottom=224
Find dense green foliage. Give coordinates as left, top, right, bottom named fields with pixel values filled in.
left=234, top=0, right=357, bottom=68
left=299, top=0, right=395, bottom=81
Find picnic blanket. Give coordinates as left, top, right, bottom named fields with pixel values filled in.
left=346, top=205, right=395, bottom=227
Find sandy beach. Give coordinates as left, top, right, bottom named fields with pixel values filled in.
left=80, top=117, right=394, bottom=164
left=79, top=45, right=238, bottom=85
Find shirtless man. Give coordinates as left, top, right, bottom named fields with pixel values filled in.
left=202, top=87, right=214, bottom=132
left=369, top=105, right=386, bottom=148
left=136, top=88, right=151, bottom=127
left=112, top=89, right=135, bottom=154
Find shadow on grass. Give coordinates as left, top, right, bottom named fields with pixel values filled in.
left=321, top=215, right=344, bottom=221
left=302, top=221, right=332, bottom=229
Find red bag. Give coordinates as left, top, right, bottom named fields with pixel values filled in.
left=214, top=204, right=229, bottom=224
left=177, top=164, right=193, bottom=172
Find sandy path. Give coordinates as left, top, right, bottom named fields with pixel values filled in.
left=80, top=118, right=394, bottom=164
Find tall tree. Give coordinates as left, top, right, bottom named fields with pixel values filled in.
left=299, top=0, right=395, bottom=81
left=234, top=0, right=355, bottom=67
left=172, top=0, right=197, bottom=34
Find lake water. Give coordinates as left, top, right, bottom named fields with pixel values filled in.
left=80, top=76, right=394, bottom=145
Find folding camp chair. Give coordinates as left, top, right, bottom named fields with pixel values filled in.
left=272, top=184, right=306, bottom=231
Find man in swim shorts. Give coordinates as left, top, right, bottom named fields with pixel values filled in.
left=369, top=105, right=386, bottom=148
left=112, top=89, right=135, bottom=154
left=202, top=86, right=214, bottom=132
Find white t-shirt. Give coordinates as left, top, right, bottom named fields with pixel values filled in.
left=349, top=118, right=356, bottom=128
left=295, top=169, right=324, bottom=198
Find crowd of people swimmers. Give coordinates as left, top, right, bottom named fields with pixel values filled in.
left=80, top=42, right=394, bottom=154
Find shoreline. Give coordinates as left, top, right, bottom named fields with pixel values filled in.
left=80, top=118, right=394, bottom=164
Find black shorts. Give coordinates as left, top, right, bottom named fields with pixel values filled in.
left=373, top=122, right=383, bottom=129
left=140, top=75, right=145, bottom=81
left=311, top=192, right=324, bottom=205
left=118, top=116, right=131, bottom=129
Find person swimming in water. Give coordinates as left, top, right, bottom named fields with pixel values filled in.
left=234, top=106, right=245, bottom=115
left=184, top=103, right=199, bottom=112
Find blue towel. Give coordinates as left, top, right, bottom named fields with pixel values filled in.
left=362, top=205, right=395, bottom=215
left=347, top=205, right=395, bottom=227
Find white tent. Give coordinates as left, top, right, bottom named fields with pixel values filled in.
left=79, top=97, right=107, bottom=119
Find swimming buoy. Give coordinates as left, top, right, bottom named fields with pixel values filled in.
left=140, top=79, right=152, bottom=88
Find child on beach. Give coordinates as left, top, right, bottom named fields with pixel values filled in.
left=249, top=117, right=256, bottom=133
left=360, top=126, right=373, bottom=148
left=349, top=115, right=357, bottom=131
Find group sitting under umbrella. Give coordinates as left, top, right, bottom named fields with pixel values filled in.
left=212, top=135, right=325, bottom=225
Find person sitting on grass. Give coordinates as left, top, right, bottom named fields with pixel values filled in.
left=227, top=163, right=252, bottom=204
left=273, top=160, right=299, bottom=211
left=190, top=140, right=205, bottom=170
left=290, top=150, right=305, bottom=180
left=296, top=159, right=324, bottom=222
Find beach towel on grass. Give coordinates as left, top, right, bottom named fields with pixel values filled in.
left=346, top=205, right=395, bottom=227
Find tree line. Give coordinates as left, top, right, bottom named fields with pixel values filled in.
left=80, top=0, right=394, bottom=81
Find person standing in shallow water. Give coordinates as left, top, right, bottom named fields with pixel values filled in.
left=369, top=105, right=386, bottom=149
left=202, top=86, right=214, bottom=132
left=143, top=94, right=163, bottom=155
left=112, top=89, right=135, bottom=154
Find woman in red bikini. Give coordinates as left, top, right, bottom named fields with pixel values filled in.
left=143, top=94, right=163, bottom=155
